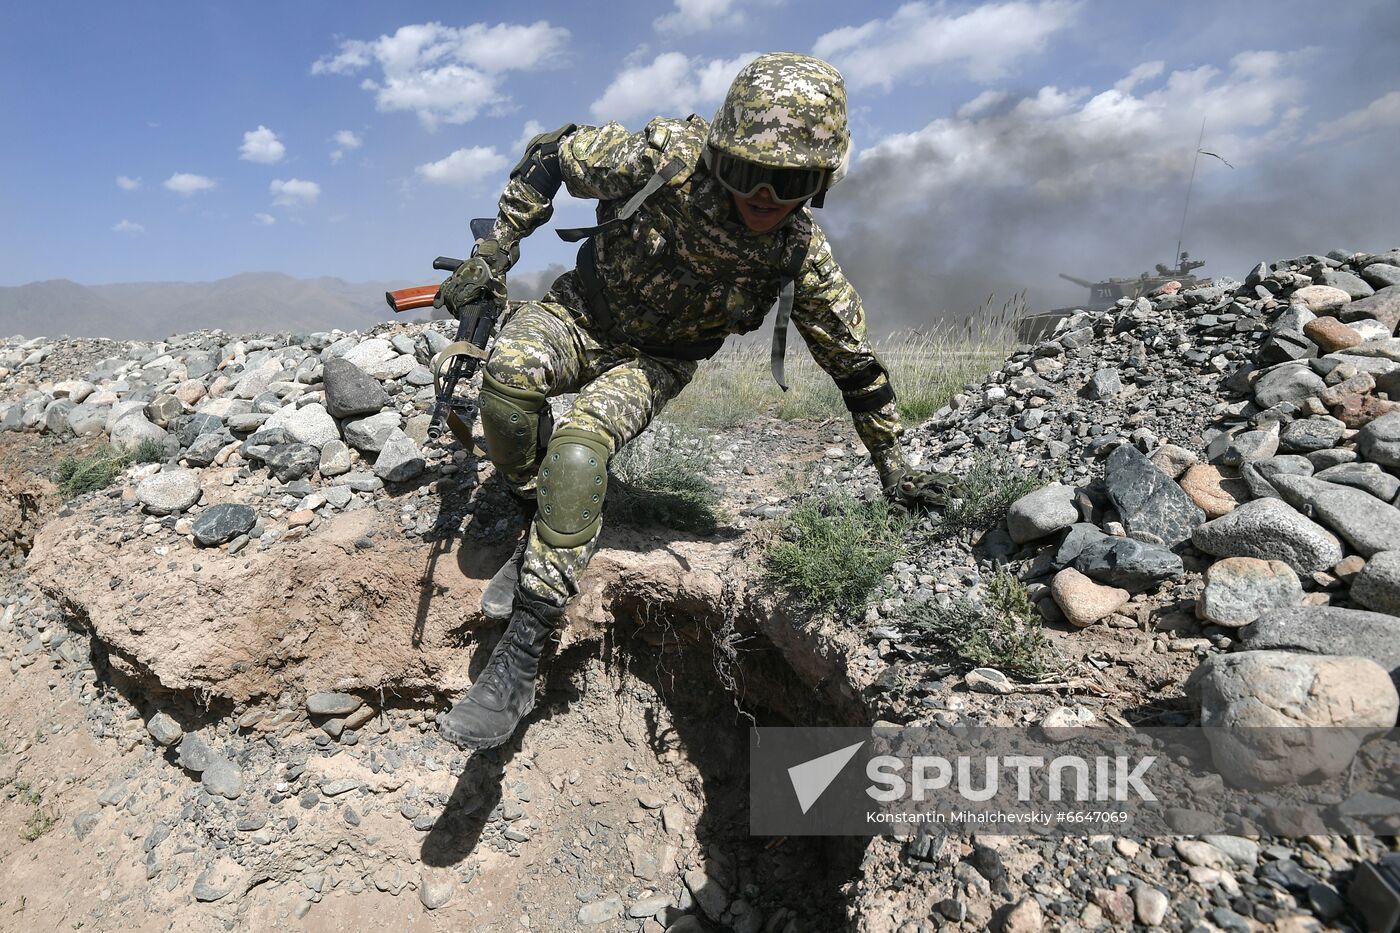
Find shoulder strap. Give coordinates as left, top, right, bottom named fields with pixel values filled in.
left=556, top=159, right=686, bottom=243
left=769, top=229, right=811, bottom=391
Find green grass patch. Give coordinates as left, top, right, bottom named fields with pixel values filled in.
left=899, top=565, right=1057, bottom=679
left=55, top=439, right=167, bottom=497
left=661, top=326, right=1017, bottom=431
left=19, top=807, right=57, bottom=843
left=930, top=455, right=1044, bottom=539
left=608, top=430, right=723, bottom=535
left=764, top=492, right=909, bottom=613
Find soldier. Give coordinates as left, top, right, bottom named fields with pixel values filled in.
left=436, top=52, right=953, bottom=750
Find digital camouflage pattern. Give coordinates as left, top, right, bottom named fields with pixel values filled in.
left=484, top=300, right=696, bottom=605
left=478, top=62, right=905, bottom=607
left=705, top=52, right=851, bottom=177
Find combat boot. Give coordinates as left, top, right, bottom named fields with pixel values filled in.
left=481, top=502, right=535, bottom=621
left=440, top=590, right=565, bottom=749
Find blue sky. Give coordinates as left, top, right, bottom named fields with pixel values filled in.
left=3, top=0, right=1397, bottom=321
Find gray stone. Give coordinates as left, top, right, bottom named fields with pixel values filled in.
left=72, top=811, right=100, bottom=841
left=110, top=414, right=168, bottom=452
left=146, top=712, right=184, bottom=746
left=184, top=433, right=227, bottom=468
left=319, top=439, right=352, bottom=477
left=1317, top=269, right=1375, bottom=299
left=265, top=402, right=338, bottom=449
left=343, top=411, right=402, bottom=453
left=1253, top=364, right=1325, bottom=409
left=341, top=338, right=396, bottom=371
left=264, top=443, right=320, bottom=482
left=226, top=412, right=268, bottom=434
left=1240, top=455, right=1313, bottom=500
left=1102, top=444, right=1204, bottom=547
left=1357, top=411, right=1400, bottom=469
left=685, top=868, right=731, bottom=922
left=41, top=398, right=74, bottom=435
left=1269, top=474, right=1400, bottom=557
left=1359, top=263, right=1400, bottom=290
left=1314, top=462, right=1400, bottom=502
left=307, top=692, right=362, bottom=716
left=193, top=504, right=256, bottom=547
left=1307, top=448, right=1356, bottom=470
left=578, top=895, right=623, bottom=926
left=1188, top=651, right=1398, bottom=786
left=201, top=757, right=244, bottom=799
left=1241, top=606, right=1400, bottom=684
left=1352, top=550, right=1400, bottom=616
left=1339, top=285, right=1400, bottom=331
left=136, top=469, right=201, bottom=516
left=1279, top=416, right=1345, bottom=453
left=1192, top=497, right=1343, bottom=574
left=1061, top=525, right=1182, bottom=592
left=373, top=428, right=424, bottom=483
left=320, top=778, right=359, bottom=797
left=1213, top=427, right=1280, bottom=466
left=1083, top=368, right=1121, bottom=400
left=322, top=357, right=391, bottom=418
left=67, top=402, right=111, bottom=436
left=1006, top=484, right=1078, bottom=543
left=144, top=394, right=183, bottom=427
left=1200, top=557, right=1302, bottom=628
left=418, top=874, right=454, bottom=910
left=177, top=733, right=216, bottom=772
left=175, top=413, right=224, bottom=447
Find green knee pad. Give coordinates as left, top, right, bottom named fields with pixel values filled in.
left=480, top=370, right=548, bottom=481
left=535, top=426, right=610, bottom=548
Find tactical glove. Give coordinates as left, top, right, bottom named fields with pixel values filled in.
left=434, top=237, right=513, bottom=318
left=880, top=466, right=962, bottom=516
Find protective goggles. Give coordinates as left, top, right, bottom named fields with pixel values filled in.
left=710, top=152, right=828, bottom=204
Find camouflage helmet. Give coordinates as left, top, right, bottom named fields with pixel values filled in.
left=706, top=52, right=851, bottom=188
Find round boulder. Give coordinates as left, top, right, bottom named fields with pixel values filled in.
left=192, top=504, right=257, bottom=547
left=1352, top=550, right=1400, bottom=616
left=136, top=469, right=201, bottom=516
left=1188, top=651, right=1398, bottom=786
left=1006, top=483, right=1078, bottom=543
left=1178, top=464, right=1249, bottom=519
left=1200, top=557, right=1302, bottom=628
left=1291, top=284, right=1351, bottom=313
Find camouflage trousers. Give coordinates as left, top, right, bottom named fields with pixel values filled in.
left=483, top=299, right=697, bottom=609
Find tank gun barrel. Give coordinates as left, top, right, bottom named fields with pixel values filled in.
left=1059, top=273, right=1095, bottom=289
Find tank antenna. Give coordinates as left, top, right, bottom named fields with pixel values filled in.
left=1174, top=117, right=1207, bottom=269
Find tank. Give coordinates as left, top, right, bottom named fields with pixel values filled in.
left=1016, top=252, right=1210, bottom=341
left=1058, top=252, right=1208, bottom=312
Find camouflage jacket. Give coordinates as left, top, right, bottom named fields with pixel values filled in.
left=488, top=115, right=905, bottom=471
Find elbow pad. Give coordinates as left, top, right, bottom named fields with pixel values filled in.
left=511, top=123, right=577, bottom=198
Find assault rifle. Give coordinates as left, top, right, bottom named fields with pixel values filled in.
left=385, top=218, right=503, bottom=448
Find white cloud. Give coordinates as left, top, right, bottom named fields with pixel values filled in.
left=813, top=0, right=1078, bottom=90
left=312, top=21, right=570, bottom=130
left=240, top=125, right=286, bottom=163
left=254, top=212, right=277, bottom=226
left=116, top=175, right=142, bottom=191
left=654, top=0, right=759, bottom=33
left=164, top=173, right=217, bottom=195
left=330, top=129, right=362, bottom=163
left=590, top=51, right=759, bottom=123
left=415, top=147, right=510, bottom=186
left=513, top=119, right=545, bottom=154
left=112, top=219, right=144, bottom=234
left=1307, top=90, right=1400, bottom=143
left=270, top=178, right=321, bottom=207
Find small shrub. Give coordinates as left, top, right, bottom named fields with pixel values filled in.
left=899, top=565, right=1057, bottom=678
left=128, top=438, right=166, bottom=464
left=56, top=448, right=130, bottom=497
left=765, top=492, right=908, bottom=613
left=931, top=455, right=1044, bottom=538
left=19, top=807, right=57, bottom=843
left=608, top=431, right=723, bottom=534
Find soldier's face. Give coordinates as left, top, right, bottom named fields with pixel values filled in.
left=731, top=189, right=799, bottom=233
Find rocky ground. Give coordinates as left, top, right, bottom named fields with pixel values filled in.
left=1, top=247, right=1399, bottom=932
